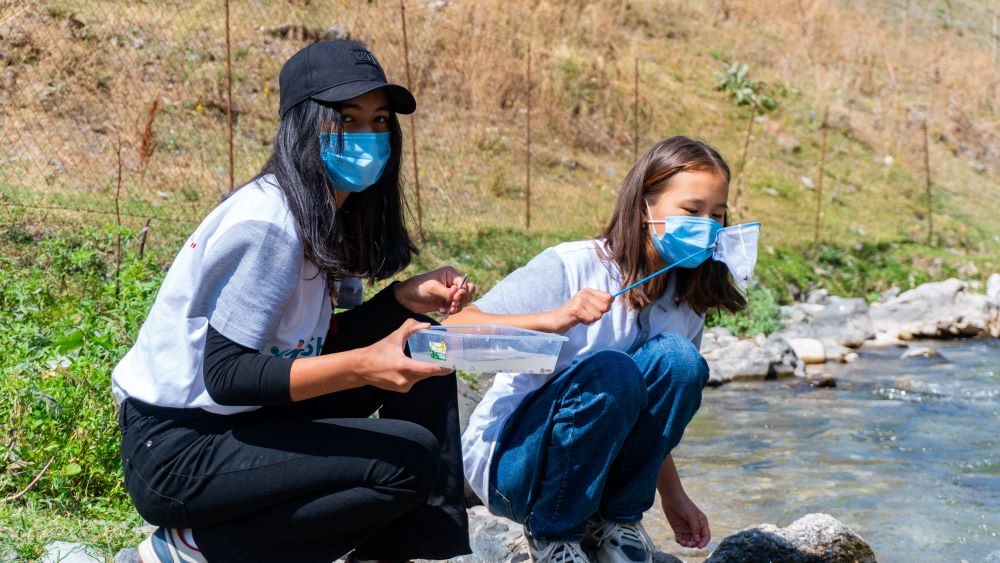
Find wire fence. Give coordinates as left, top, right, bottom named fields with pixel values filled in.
left=1, top=0, right=998, bottom=247
left=0, top=0, right=608, bottom=234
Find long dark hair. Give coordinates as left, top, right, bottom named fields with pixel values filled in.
left=599, top=136, right=747, bottom=315
left=247, top=98, right=417, bottom=294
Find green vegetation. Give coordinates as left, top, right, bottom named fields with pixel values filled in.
left=716, top=63, right=776, bottom=111
left=1, top=222, right=161, bottom=557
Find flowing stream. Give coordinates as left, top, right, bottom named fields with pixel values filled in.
left=644, top=339, right=1000, bottom=562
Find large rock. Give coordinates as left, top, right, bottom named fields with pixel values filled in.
left=707, top=513, right=876, bottom=563
left=780, top=297, right=874, bottom=349
left=701, top=329, right=804, bottom=385
left=447, top=506, right=529, bottom=563
left=869, top=278, right=1000, bottom=339
left=40, top=542, right=103, bottom=563
left=706, top=527, right=801, bottom=562
left=779, top=514, right=877, bottom=561
left=113, top=548, right=141, bottom=563
left=456, top=376, right=482, bottom=434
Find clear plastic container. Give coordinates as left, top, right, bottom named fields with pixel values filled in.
left=407, top=325, right=568, bottom=375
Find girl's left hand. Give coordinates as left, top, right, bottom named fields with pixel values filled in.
left=661, top=490, right=711, bottom=549
left=394, top=267, right=477, bottom=315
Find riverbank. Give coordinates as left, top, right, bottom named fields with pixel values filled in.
left=2, top=218, right=998, bottom=560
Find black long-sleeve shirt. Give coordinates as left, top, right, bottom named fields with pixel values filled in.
left=202, top=283, right=411, bottom=406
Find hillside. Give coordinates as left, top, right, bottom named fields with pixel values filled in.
left=1, top=0, right=998, bottom=255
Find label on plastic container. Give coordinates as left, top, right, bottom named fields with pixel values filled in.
left=429, top=341, right=447, bottom=361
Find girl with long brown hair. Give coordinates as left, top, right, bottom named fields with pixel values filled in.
left=447, top=136, right=752, bottom=562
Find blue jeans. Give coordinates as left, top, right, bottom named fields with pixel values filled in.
left=488, top=333, right=709, bottom=541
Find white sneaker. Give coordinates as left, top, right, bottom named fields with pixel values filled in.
left=525, top=533, right=590, bottom=563
left=585, top=517, right=656, bottom=563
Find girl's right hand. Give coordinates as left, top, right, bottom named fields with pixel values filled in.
left=547, top=289, right=613, bottom=334
left=358, top=319, right=453, bottom=392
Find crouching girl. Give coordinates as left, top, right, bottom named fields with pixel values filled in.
left=448, top=136, right=750, bottom=563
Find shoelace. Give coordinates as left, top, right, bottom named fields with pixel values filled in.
left=532, top=540, right=589, bottom=563
left=546, top=542, right=590, bottom=563
left=592, top=520, right=655, bottom=551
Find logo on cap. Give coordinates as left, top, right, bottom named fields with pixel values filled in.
left=351, top=49, right=379, bottom=68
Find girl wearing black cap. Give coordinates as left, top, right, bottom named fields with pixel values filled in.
left=112, top=40, right=473, bottom=562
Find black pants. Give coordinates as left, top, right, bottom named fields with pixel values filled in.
left=119, top=302, right=471, bottom=562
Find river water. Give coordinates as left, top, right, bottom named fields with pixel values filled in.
left=645, top=339, right=1000, bottom=562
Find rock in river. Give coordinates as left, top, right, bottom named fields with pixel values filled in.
left=779, top=296, right=874, bottom=349
left=786, top=337, right=826, bottom=364
left=701, top=329, right=805, bottom=385
left=706, top=513, right=876, bottom=562
left=870, top=278, right=999, bottom=339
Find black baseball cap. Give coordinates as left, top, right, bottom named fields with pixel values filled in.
left=278, top=40, right=416, bottom=118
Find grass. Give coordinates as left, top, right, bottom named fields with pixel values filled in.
left=0, top=222, right=161, bottom=558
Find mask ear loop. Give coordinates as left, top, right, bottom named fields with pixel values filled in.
left=645, top=201, right=661, bottom=239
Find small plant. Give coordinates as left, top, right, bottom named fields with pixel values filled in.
left=716, top=63, right=776, bottom=110
left=707, top=283, right=782, bottom=337
left=718, top=62, right=776, bottom=218
left=138, top=99, right=161, bottom=181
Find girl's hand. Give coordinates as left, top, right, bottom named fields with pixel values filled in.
left=358, top=319, right=453, bottom=392
left=394, top=267, right=477, bottom=315
left=546, top=289, right=613, bottom=333
left=660, top=489, right=711, bottom=549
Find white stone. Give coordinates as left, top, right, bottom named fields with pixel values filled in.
left=40, top=542, right=103, bottom=563
left=900, top=346, right=942, bottom=360
left=988, top=273, right=1000, bottom=302
left=787, top=338, right=826, bottom=364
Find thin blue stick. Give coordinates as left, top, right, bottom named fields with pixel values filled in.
left=612, top=247, right=713, bottom=298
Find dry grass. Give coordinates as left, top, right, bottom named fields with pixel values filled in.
left=0, top=0, right=997, bottom=261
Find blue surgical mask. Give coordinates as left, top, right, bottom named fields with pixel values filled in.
left=647, top=206, right=723, bottom=269
left=319, top=132, right=391, bottom=192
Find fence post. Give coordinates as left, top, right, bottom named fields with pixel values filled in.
left=813, top=107, right=829, bottom=246
left=525, top=40, right=532, bottom=230
left=992, top=12, right=997, bottom=71
left=399, top=0, right=423, bottom=235
left=114, top=134, right=123, bottom=299
left=224, top=0, right=234, bottom=193
left=138, top=218, right=152, bottom=260
left=922, top=118, right=933, bottom=246
left=992, top=12, right=997, bottom=100
left=901, top=0, right=910, bottom=46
